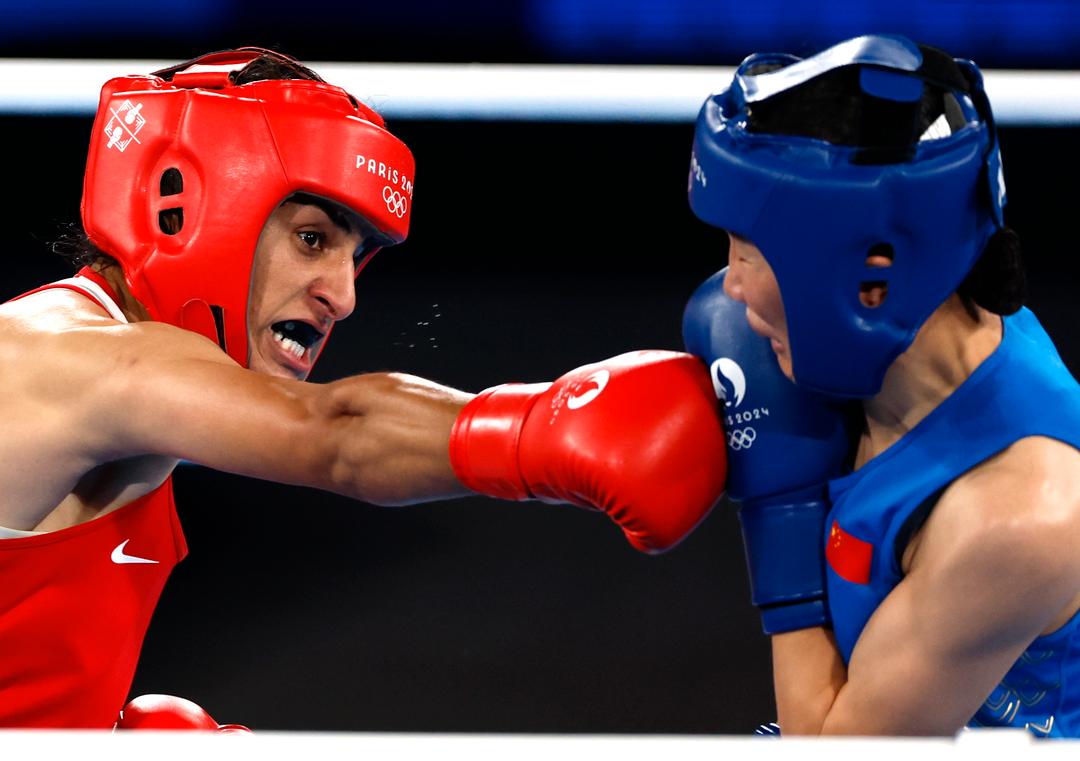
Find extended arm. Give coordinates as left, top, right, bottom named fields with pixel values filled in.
left=79, top=323, right=470, bottom=505
left=62, top=320, right=725, bottom=552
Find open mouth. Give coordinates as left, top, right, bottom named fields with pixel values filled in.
left=271, top=320, right=325, bottom=361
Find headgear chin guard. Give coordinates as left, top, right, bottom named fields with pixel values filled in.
left=82, top=47, right=415, bottom=369
left=688, top=34, right=1006, bottom=398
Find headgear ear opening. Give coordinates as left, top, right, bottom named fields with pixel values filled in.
left=688, top=34, right=1005, bottom=398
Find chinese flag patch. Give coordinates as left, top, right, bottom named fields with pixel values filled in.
left=826, top=520, right=873, bottom=584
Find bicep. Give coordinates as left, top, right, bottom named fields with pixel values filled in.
left=82, top=327, right=333, bottom=486
left=768, top=575, right=1008, bottom=737
left=823, top=489, right=1080, bottom=735
left=824, top=572, right=1029, bottom=735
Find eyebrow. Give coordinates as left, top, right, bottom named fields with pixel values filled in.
left=284, top=192, right=358, bottom=234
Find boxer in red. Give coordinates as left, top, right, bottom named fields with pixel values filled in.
left=0, top=48, right=726, bottom=728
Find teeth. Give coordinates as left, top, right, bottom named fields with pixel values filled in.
left=273, top=330, right=307, bottom=359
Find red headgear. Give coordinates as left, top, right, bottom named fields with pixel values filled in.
left=81, top=47, right=415, bottom=368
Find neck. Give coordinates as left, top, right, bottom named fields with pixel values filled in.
left=93, top=262, right=152, bottom=323
left=857, top=295, right=1002, bottom=467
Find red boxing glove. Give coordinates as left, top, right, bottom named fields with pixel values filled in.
left=116, top=694, right=252, bottom=733
left=450, top=350, right=727, bottom=553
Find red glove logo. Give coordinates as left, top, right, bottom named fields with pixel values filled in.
left=566, top=369, right=610, bottom=410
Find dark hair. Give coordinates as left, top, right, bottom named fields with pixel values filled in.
left=54, top=48, right=325, bottom=272
left=228, top=49, right=325, bottom=86
left=52, top=223, right=117, bottom=271
left=745, top=62, right=1026, bottom=316
left=956, top=227, right=1026, bottom=315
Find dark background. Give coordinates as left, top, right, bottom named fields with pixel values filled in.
left=1, top=0, right=1079, bottom=735
left=3, top=0, right=1080, bottom=68
left=2, top=116, right=1077, bottom=733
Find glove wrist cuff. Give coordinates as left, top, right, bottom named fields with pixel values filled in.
left=449, top=382, right=550, bottom=501
left=739, top=498, right=830, bottom=629
left=761, top=598, right=830, bottom=635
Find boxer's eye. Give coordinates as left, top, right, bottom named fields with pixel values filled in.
left=298, top=230, right=325, bottom=250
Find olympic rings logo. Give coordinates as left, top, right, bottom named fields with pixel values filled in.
left=383, top=186, right=408, bottom=218
left=727, top=427, right=757, bottom=451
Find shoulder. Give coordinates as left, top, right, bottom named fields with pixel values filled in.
left=895, top=437, right=1080, bottom=653
left=912, top=436, right=1080, bottom=597
left=0, top=285, right=236, bottom=415
left=951, top=436, right=1080, bottom=532
left=2, top=285, right=229, bottom=359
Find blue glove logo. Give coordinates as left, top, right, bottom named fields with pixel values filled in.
left=729, top=427, right=758, bottom=451
left=710, top=357, right=746, bottom=408
left=709, top=357, right=771, bottom=452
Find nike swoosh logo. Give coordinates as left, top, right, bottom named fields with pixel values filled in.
left=111, top=539, right=159, bottom=565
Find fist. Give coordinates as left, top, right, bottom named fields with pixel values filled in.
left=451, top=350, right=728, bottom=553
left=116, top=694, right=251, bottom=733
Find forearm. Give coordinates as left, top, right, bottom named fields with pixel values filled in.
left=771, top=627, right=846, bottom=735
left=319, top=372, right=473, bottom=505
left=772, top=624, right=958, bottom=736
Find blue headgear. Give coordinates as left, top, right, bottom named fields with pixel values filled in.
left=688, top=35, right=1006, bottom=398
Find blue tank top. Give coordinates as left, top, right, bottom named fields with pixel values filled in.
left=825, top=307, right=1080, bottom=737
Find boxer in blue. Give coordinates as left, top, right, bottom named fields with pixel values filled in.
left=683, top=35, right=1080, bottom=736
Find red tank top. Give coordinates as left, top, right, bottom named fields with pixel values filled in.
left=0, top=270, right=188, bottom=727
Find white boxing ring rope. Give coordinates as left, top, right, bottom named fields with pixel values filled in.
left=0, top=59, right=1079, bottom=125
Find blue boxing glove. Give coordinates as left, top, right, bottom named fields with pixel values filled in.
left=683, top=268, right=854, bottom=634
